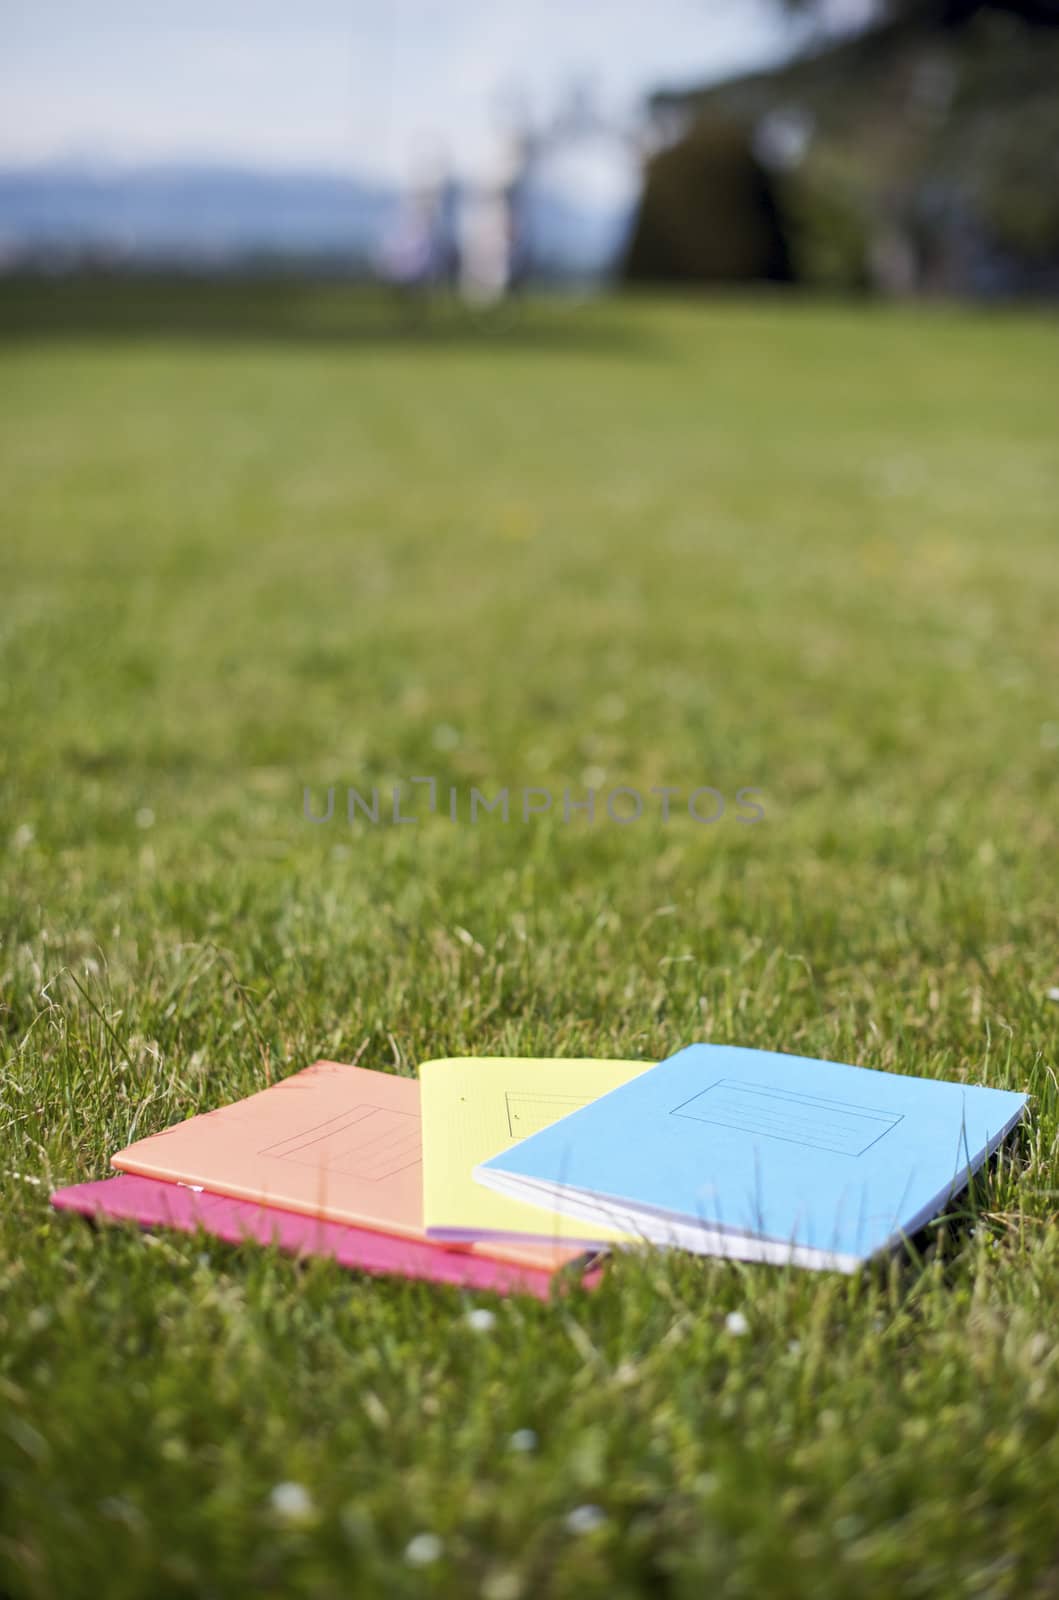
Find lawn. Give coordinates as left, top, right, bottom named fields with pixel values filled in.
left=1, top=277, right=1057, bottom=1600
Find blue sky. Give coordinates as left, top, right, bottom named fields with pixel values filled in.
left=0, top=1, right=870, bottom=184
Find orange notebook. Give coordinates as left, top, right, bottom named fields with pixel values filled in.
left=111, top=1061, right=580, bottom=1273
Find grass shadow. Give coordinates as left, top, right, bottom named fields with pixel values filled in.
left=0, top=271, right=660, bottom=357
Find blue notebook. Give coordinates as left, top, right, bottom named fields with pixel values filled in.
left=474, top=1045, right=1027, bottom=1271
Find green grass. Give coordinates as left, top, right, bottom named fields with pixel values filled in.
left=1, top=277, right=1058, bottom=1600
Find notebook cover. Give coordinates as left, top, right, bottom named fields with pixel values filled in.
left=111, top=1060, right=581, bottom=1273
left=477, top=1043, right=1028, bottom=1263
left=51, top=1174, right=591, bottom=1300
left=419, top=1056, right=649, bottom=1244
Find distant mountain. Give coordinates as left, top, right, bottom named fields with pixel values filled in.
left=0, top=162, right=636, bottom=281
left=0, top=164, right=399, bottom=269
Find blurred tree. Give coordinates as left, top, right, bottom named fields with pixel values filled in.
left=623, top=118, right=793, bottom=284
left=778, top=0, right=1059, bottom=22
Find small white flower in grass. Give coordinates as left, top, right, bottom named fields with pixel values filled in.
left=565, top=1504, right=607, bottom=1535
left=135, top=807, right=155, bottom=830
left=787, top=1339, right=802, bottom=1356
left=269, top=1482, right=314, bottom=1524
left=509, top=1428, right=537, bottom=1453
left=12, top=823, right=34, bottom=852
left=404, top=1532, right=443, bottom=1567
left=465, top=1307, right=496, bottom=1333
left=725, top=1310, right=749, bottom=1337
left=482, top=1571, right=523, bottom=1600
left=1047, top=987, right=1059, bottom=1004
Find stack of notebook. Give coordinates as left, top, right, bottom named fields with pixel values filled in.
left=52, top=1045, right=1027, bottom=1293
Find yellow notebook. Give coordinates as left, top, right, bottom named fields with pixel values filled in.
left=419, top=1056, right=649, bottom=1246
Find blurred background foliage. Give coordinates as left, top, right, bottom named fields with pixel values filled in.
left=624, top=119, right=793, bottom=286
left=631, top=1, right=1059, bottom=296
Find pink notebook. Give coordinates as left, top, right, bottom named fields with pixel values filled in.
left=109, top=1061, right=582, bottom=1274
left=51, top=1175, right=602, bottom=1300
